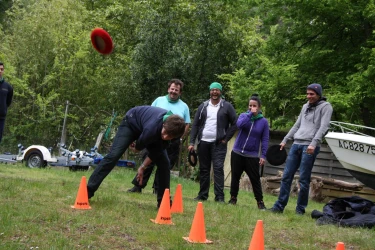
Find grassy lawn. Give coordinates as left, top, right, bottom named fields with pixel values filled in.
left=0, top=163, right=374, bottom=249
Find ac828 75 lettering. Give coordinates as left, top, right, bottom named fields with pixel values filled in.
left=338, top=140, right=375, bottom=154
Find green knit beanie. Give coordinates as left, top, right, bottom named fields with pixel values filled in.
left=209, top=82, right=222, bottom=91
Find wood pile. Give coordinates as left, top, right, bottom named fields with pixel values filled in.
left=239, top=171, right=375, bottom=202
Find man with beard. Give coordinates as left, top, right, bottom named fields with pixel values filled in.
left=269, top=83, right=333, bottom=215
left=188, top=82, right=237, bottom=202
left=127, top=79, right=190, bottom=194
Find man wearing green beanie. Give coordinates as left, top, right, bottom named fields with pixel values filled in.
left=209, top=82, right=222, bottom=91
left=188, top=82, right=237, bottom=202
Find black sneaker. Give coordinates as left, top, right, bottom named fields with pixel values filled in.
left=127, top=186, right=142, bottom=193
left=295, top=210, right=305, bottom=215
left=214, top=196, right=225, bottom=203
left=268, top=207, right=283, bottom=213
left=193, top=196, right=207, bottom=201
left=228, top=196, right=237, bottom=205
left=257, top=201, right=266, bottom=210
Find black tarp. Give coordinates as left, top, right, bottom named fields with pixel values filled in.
left=311, top=196, right=375, bottom=228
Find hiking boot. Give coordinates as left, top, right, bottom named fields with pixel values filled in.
left=257, top=201, right=266, bottom=210
left=215, top=196, right=225, bottom=203
left=193, top=196, right=207, bottom=201
left=295, top=210, right=305, bottom=215
left=228, top=196, right=237, bottom=205
left=127, top=186, right=142, bottom=193
left=268, top=207, right=283, bottom=213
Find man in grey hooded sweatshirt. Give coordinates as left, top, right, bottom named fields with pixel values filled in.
left=269, top=83, right=333, bottom=215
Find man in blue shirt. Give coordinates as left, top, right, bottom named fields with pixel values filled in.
left=128, top=79, right=191, bottom=193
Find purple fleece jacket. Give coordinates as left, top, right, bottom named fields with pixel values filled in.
left=232, top=113, right=270, bottom=159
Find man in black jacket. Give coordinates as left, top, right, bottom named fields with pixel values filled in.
left=188, top=82, right=237, bottom=202
left=0, top=62, right=13, bottom=144
left=87, top=106, right=186, bottom=208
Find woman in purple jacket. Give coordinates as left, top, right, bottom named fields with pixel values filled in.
left=228, top=94, right=269, bottom=209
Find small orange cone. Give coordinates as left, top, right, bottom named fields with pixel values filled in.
left=183, top=202, right=213, bottom=244
left=248, top=220, right=264, bottom=250
left=336, top=242, right=345, bottom=250
left=71, top=176, right=91, bottom=210
left=150, top=189, right=173, bottom=225
left=171, top=184, right=183, bottom=213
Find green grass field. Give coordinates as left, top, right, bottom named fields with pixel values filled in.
left=1, top=163, right=374, bottom=249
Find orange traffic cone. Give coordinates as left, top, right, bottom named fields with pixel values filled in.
left=171, top=184, right=183, bottom=213
left=248, top=220, right=264, bottom=250
left=71, top=176, right=91, bottom=210
left=183, top=202, right=213, bottom=244
left=336, top=242, right=345, bottom=250
left=150, top=189, right=173, bottom=225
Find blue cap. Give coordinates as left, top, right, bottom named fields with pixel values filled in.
left=307, top=83, right=322, bottom=97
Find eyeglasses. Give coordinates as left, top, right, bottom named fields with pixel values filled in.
left=306, top=93, right=316, bottom=96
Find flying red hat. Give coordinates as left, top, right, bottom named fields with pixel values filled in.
left=90, top=28, right=113, bottom=55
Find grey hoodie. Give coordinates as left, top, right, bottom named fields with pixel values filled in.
left=282, top=100, right=333, bottom=147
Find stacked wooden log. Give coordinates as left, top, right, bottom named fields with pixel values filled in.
left=239, top=171, right=375, bottom=202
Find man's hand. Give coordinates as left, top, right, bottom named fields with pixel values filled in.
left=188, top=145, right=194, bottom=152
left=280, top=142, right=286, bottom=150
left=136, top=165, right=145, bottom=186
left=306, top=145, right=315, bottom=155
left=129, top=142, right=140, bottom=153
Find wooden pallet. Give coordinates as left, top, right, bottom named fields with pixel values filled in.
left=266, top=180, right=375, bottom=202
left=321, top=185, right=375, bottom=202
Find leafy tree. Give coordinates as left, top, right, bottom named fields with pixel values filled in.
left=131, top=0, right=248, bottom=110
left=224, top=0, right=375, bottom=128
left=1, top=0, right=139, bottom=151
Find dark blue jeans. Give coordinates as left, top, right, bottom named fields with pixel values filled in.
left=273, top=144, right=320, bottom=213
left=197, top=141, right=227, bottom=201
left=87, top=117, right=171, bottom=203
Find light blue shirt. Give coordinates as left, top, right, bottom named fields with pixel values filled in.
left=151, top=96, right=191, bottom=123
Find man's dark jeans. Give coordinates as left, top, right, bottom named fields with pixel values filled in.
left=196, top=140, right=227, bottom=201
left=87, top=118, right=171, bottom=203
left=272, top=144, right=320, bottom=213
left=87, top=118, right=137, bottom=198
left=131, top=139, right=180, bottom=190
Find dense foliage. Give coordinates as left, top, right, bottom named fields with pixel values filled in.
left=1, top=0, right=374, bottom=152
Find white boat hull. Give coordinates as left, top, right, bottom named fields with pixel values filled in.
left=325, top=132, right=375, bottom=190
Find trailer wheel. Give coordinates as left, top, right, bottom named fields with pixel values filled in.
left=26, top=150, right=46, bottom=168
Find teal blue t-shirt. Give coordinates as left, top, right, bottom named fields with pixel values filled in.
left=151, top=96, right=191, bottom=123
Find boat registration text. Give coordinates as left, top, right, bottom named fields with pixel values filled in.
left=338, top=140, right=375, bottom=154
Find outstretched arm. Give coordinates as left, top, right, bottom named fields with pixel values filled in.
left=136, top=156, right=153, bottom=186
